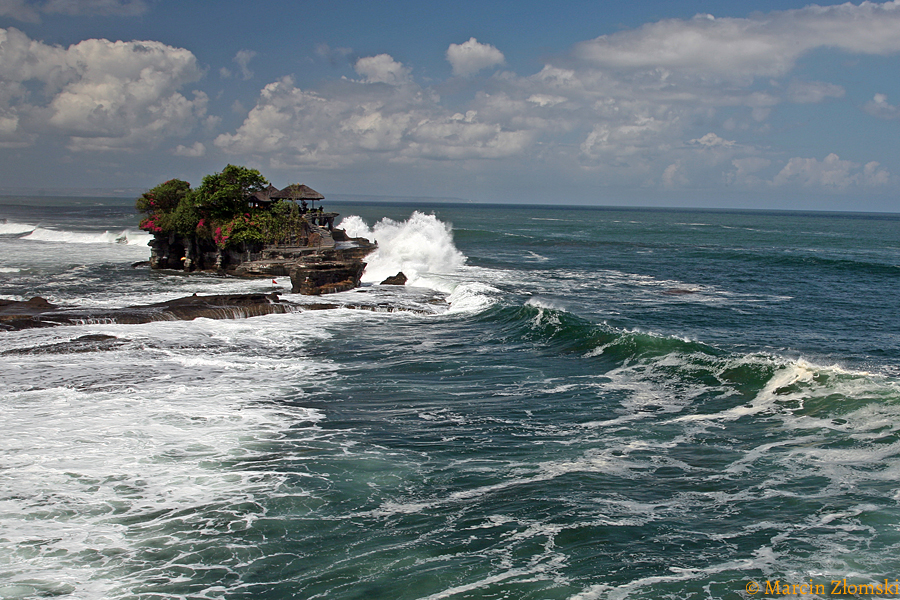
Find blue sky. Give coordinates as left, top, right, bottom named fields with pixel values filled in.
left=2, top=0, right=900, bottom=211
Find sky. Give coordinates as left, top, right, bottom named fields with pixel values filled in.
left=2, top=0, right=900, bottom=211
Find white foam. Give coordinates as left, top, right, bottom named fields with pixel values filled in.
left=340, top=212, right=466, bottom=286
left=21, top=227, right=150, bottom=246
left=446, top=282, right=501, bottom=313
left=525, top=251, right=549, bottom=261
left=0, top=318, right=340, bottom=597
left=0, top=221, right=36, bottom=235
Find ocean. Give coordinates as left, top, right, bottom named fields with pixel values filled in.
left=2, top=196, right=900, bottom=599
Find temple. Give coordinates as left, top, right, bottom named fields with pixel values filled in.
left=146, top=183, right=377, bottom=295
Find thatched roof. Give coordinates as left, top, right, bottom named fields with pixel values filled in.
left=271, top=184, right=324, bottom=201
left=248, top=184, right=280, bottom=203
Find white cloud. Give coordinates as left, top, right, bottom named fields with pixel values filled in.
left=215, top=75, right=532, bottom=168
left=662, top=161, right=688, bottom=187
left=864, top=93, right=900, bottom=119
left=574, top=3, right=900, bottom=82
left=173, top=141, right=205, bottom=157
left=773, top=153, right=890, bottom=189
left=732, top=157, right=771, bottom=177
left=354, top=54, right=412, bottom=86
left=233, top=49, right=257, bottom=80
left=787, top=80, right=845, bottom=104
left=446, top=38, right=505, bottom=77
left=0, top=28, right=206, bottom=150
left=527, top=94, right=566, bottom=107
left=209, top=3, right=900, bottom=196
left=690, top=132, right=735, bottom=148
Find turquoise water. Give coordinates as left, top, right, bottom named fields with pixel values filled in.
left=2, top=198, right=900, bottom=599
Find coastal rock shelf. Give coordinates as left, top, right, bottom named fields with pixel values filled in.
left=0, top=290, right=447, bottom=332
left=0, top=294, right=292, bottom=331
left=149, top=225, right=376, bottom=295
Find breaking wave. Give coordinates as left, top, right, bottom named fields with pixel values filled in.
left=340, top=212, right=466, bottom=287
left=21, top=227, right=150, bottom=246
left=0, top=220, right=36, bottom=236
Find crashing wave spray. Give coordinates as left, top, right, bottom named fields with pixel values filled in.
left=22, top=227, right=151, bottom=246
left=340, top=211, right=466, bottom=286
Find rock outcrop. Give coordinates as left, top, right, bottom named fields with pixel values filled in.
left=290, top=260, right=366, bottom=295
left=380, top=272, right=408, bottom=285
left=146, top=222, right=376, bottom=296
left=0, top=294, right=292, bottom=331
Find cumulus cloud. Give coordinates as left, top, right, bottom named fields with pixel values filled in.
left=215, top=75, right=532, bottom=168
left=446, top=38, right=505, bottom=77
left=0, top=27, right=206, bottom=149
left=0, top=0, right=147, bottom=21
left=690, top=132, right=735, bottom=148
left=662, top=162, right=688, bottom=188
left=773, top=153, right=890, bottom=189
left=864, top=93, right=900, bottom=119
left=208, top=2, right=900, bottom=196
left=354, top=54, right=412, bottom=85
left=233, top=49, right=257, bottom=80
left=173, top=141, right=205, bottom=157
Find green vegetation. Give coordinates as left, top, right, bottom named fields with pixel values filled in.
left=137, top=165, right=305, bottom=249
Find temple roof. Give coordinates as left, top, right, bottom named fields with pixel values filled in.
left=270, top=184, right=324, bottom=201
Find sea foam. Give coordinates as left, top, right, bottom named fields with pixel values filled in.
left=340, top=211, right=466, bottom=286
left=21, top=227, right=150, bottom=246
left=0, top=221, right=36, bottom=236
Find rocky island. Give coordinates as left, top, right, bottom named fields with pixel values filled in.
left=138, top=164, right=376, bottom=295
left=0, top=166, right=429, bottom=332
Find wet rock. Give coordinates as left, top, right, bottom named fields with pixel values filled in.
left=0, top=293, right=293, bottom=331
left=380, top=272, right=408, bottom=286
left=290, top=260, right=366, bottom=295
left=2, top=334, right=126, bottom=355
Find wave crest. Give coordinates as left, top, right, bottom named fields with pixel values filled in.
left=22, top=227, right=151, bottom=246
left=340, top=211, right=466, bottom=286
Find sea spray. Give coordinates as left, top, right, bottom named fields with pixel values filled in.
left=0, top=221, right=36, bottom=236
left=21, top=227, right=151, bottom=246
left=340, top=211, right=466, bottom=286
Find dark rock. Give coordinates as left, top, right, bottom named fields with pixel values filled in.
left=380, top=272, right=407, bottom=286
left=0, top=293, right=293, bottom=331
left=290, top=260, right=366, bottom=295
left=0, top=296, right=58, bottom=314
left=2, top=334, right=126, bottom=355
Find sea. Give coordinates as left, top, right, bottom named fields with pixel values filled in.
left=1, top=196, right=900, bottom=600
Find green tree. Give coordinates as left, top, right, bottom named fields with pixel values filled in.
left=170, top=190, right=202, bottom=236
left=193, top=164, right=268, bottom=219
left=135, top=179, right=191, bottom=214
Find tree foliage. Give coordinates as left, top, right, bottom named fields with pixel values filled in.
left=193, top=164, right=268, bottom=220
left=135, top=179, right=191, bottom=214
left=137, top=165, right=309, bottom=251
